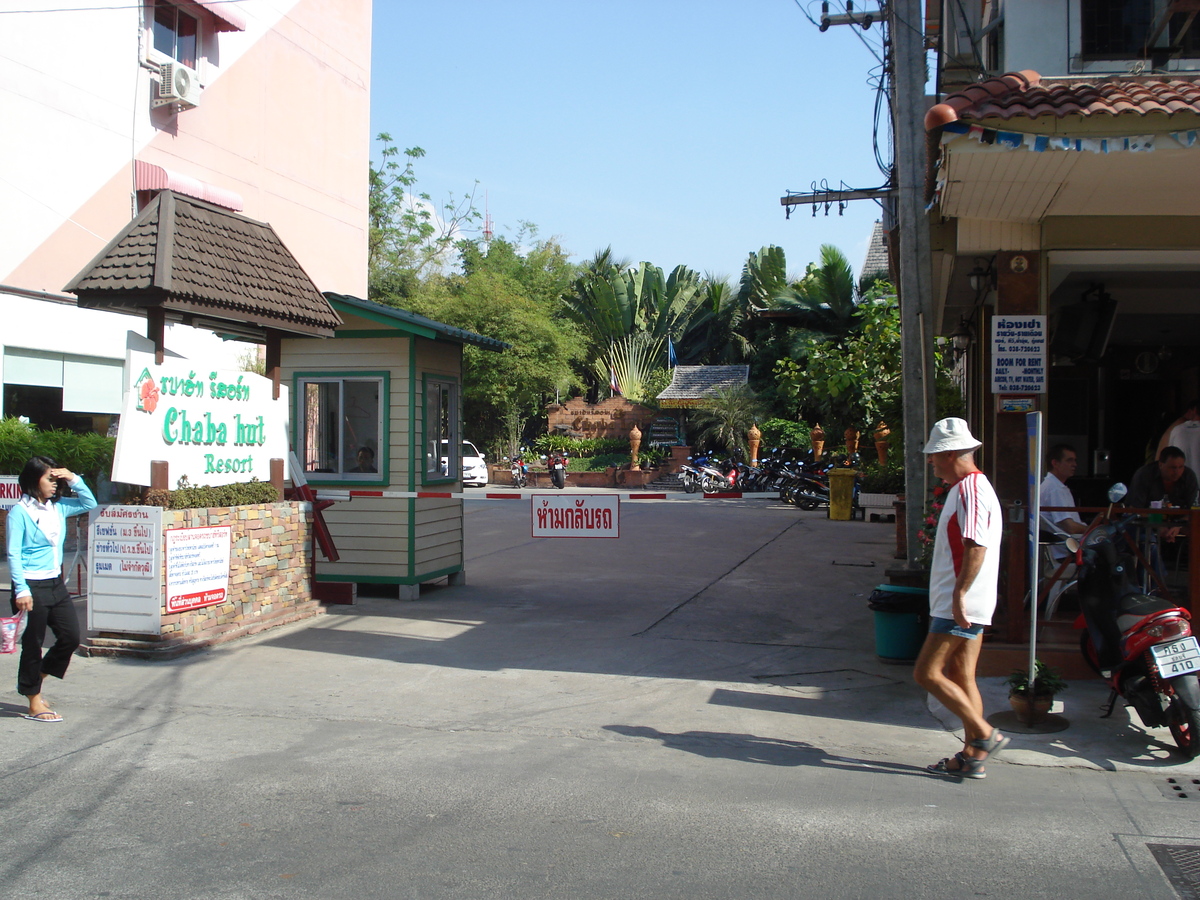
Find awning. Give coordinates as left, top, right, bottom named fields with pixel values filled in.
left=194, top=1, right=246, bottom=32
left=134, top=160, right=244, bottom=212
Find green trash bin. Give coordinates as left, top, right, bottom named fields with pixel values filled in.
left=867, top=584, right=929, bottom=663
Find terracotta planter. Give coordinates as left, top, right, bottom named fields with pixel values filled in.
left=1008, top=692, right=1054, bottom=725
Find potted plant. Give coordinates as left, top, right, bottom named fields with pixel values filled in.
left=1004, top=660, right=1068, bottom=725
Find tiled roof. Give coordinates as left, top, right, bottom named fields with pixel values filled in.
left=65, top=190, right=341, bottom=338
left=925, top=69, right=1200, bottom=131
left=657, top=365, right=750, bottom=404
left=860, top=220, right=889, bottom=281
left=325, top=293, right=510, bottom=351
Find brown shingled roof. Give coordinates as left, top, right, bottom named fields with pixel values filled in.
left=926, top=70, right=1200, bottom=131
left=64, top=190, right=341, bottom=338
left=657, top=365, right=750, bottom=408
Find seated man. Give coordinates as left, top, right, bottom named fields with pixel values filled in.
left=1038, top=444, right=1088, bottom=614
left=350, top=446, right=377, bottom=473
left=1040, top=443, right=1088, bottom=554
left=1127, top=446, right=1198, bottom=585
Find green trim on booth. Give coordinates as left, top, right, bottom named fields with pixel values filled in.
left=291, top=370, right=391, bottom=485
left=408, top=336, right=417, bottom=579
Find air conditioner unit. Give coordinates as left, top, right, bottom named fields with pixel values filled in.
left=155, top=62, right=201, bottom=109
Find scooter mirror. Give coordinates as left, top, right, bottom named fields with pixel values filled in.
left=1064, top=537, right=1080, bottom=554
left=1108, top=483, right=1128, bottom=503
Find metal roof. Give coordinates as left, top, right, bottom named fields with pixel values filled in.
left=324, top=292, right=510, bottom=351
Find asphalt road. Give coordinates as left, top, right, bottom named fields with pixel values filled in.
left=1, top=494, right=1198, bottom=899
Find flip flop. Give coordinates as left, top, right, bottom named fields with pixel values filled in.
left=21, top=711, right=63, bottom=723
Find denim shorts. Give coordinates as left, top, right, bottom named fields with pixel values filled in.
left=929, top=616, right=985, bottom=639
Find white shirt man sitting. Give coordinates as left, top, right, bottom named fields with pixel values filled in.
left=1040, top=444, right=1088, bottom=562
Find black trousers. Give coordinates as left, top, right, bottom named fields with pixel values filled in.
left=10, top=576, right=80, bottom=697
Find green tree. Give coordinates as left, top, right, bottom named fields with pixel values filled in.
left=368, top=134, right=481, bottom=296
left=770, top=244, right=860, bottom=349
left=773, top=286, right=957, bottom=441
left=401, top=239, right=584, bottom=454
left=563, top=259, right=704, bottom=397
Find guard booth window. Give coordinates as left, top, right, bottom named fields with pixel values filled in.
left=424, top=377, right=459, bottom=483
left=298, top=375, right=384, bottom=481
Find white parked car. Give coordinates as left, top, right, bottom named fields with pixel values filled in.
left=440, top=440, right=488, bottom=487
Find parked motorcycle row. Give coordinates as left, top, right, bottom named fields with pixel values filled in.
left=501, top=450, right=567, bottom=489
left=676, top=448, right=862, bottom=511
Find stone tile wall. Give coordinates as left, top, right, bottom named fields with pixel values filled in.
left=158, top=502, right=314, bottom=640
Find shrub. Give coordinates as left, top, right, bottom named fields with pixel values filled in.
left=0, top=419, right=115, bottom=484
left=760, top=418, right=811, bottom=450
left=141, top=479, right=280, bottom=509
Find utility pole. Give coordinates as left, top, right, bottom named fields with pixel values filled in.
left=888, top=0, right=937, bottom=567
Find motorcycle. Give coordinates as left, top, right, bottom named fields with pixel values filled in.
left=1074, top=483, right=1200, bottom=758
left=547, top=451, right=568, bottom=489
left=507, top=453, right=529, bottom=489
left=689, top=454, right=731, bottom=493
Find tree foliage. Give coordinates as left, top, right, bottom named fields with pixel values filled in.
left=368, top=133, right=481, bottom=294
left=690, top=385, right=767, bottom=455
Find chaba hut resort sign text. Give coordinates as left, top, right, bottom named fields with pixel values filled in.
left=112, top=349, right=289, bottom=487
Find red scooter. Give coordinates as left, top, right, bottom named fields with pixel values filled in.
left=1073, top=485, right=1200, bottom=758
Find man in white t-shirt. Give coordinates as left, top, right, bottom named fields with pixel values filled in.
left=914, top=417, right=1009, bottom=780
left=1040, top=444, right=1087, bottom=561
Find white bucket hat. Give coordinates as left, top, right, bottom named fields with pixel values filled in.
left=923, top=417, right=982, bottom=454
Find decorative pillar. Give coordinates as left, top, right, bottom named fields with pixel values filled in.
left=747, top=423, right=761, bottom=466
left=811, top=423, right=825, bottom=461
left=874, top=421, right=891, bottom=465
left=629, top=424, right=642, bottom=470
left=844, top=426, right=860, bottom=456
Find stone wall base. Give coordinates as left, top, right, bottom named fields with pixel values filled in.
left=79, top=599, right=325, bottom=660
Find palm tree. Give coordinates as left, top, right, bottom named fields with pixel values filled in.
left=563, top=259, right=703, bottom=395
left=770, top=244, right=859, bottom=348
left=690, top=385, right=766, bottom=455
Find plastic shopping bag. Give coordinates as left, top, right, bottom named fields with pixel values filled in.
left=1, top=610, right=26, bottom=654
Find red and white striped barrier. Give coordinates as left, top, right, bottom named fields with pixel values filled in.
left=312, top=489, right=675, bottom=502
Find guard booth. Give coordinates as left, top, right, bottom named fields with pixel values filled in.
left=281, top=293, right=507, bottom=601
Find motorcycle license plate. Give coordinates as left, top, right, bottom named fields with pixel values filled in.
left=554, top=464, right=563, bottom=469
left=1150, top=635, right=1200, bottom=678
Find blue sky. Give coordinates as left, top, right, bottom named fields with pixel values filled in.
left=371, top=1, right=889, bottom=282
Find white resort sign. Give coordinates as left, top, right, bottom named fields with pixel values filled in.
left=112, top=349, right=289, bottom=487
left=531, top=495, right=620, bottom=539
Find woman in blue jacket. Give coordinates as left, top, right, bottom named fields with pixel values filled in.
left=7, top=456, right=97, bottom=722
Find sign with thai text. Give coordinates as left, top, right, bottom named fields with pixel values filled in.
left=111, top=349, right=289, bottom=487
left=165, top=525, right=232, bottom=613
left=88, top=505, right=162, bottom=634
left=531, top=495, right=620, bottom=538
left=991, top=315, right=1047, bottom=394
left=0, top=476, right=19, bottom=511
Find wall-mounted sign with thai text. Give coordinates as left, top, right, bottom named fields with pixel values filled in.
left=111, top=349, right=289, bottom=487
left=991, top=315, right=1047, bottom=394
left=165, top=525, right=232, bottom=613
left=88, top=505, right=163, bottom=634
left=531, top=495, right=620, bottom=539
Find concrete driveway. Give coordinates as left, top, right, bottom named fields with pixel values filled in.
left=1, top=494, right=1198, bottom=899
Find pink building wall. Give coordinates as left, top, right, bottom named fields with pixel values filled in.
left=1, top=0, right=371, bottom=298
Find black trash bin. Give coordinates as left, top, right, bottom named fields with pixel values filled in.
left=867, top=584, right=929, bottom=662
